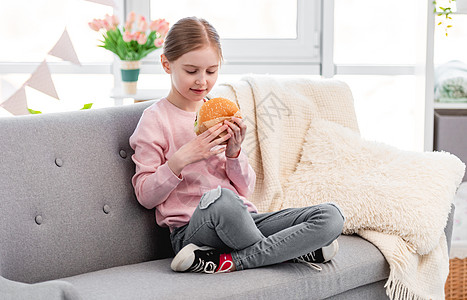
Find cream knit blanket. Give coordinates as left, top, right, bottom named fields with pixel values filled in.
left=211, top=75, right=359, bottom=212
left=284, top=118, right=463, bottom=299
left=211, top=76, right=460, bottom=300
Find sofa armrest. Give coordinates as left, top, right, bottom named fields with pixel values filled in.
left=0, top=276, right=81, bottom=300
left=445, top=203, right=455, bottom=255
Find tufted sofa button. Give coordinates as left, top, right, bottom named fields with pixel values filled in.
left=55, top=158, right=63, bottom=167
left=119, top=150, right=127, bottom=159
left=35, top=215, right=43, bottom=225
left=103, top=205, right=111, bottom=214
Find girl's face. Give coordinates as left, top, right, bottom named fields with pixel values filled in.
left=163, top=46, right=220, bottom=107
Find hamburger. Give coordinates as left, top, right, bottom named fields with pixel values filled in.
left=194, top=97, right=242, bottom=143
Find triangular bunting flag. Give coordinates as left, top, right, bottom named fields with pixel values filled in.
left=83, top=0, right=117, bottom=8
left=48, top=28, right=81, bottom=65
left=26, top=60, right=59, bottom=100
left=0, top=86, right=29, bottom=115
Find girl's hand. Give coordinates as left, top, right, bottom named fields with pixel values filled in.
left=224, top=117, right=246, bottom=158
left=168, top=123, right=231, bottom=176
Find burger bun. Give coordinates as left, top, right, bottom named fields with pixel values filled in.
left=194, top=97, right=242, bottom=143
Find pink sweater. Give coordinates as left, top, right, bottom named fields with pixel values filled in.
left=130, top=98, right=258, bottom=230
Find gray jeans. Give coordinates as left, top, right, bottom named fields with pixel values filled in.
left=170, top=187, right=345, bottom=271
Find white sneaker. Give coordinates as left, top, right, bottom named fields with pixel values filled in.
left=171, top=243, right=234, bottom=274
left=292, top=240, right=339, bottom=271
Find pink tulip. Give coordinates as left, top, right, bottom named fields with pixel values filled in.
left=154, top=37, right=164, bottom=48
left=150, top=19, right=169, bottom=35
left=104, top=14, right=112, bottom=25
left=149, top=19, right=161, bottom=31
left=127, top=11, right=136, bottom=24
left=104, top=14, right=119, bottom=29
left=138, top=18, right=148, bottom=32
left=88, top=19, right=101, bottom=31
left=125, top=20, right=132, bottom=32
left=102, top=19, right=112, bottom=31
left=123, top=31, right=133, bottom=42
left=158, top=21, right=169, bottom=37
left=137, top=33, right=147, bottom=45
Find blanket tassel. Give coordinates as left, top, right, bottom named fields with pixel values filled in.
left=384, top=275, right=429, bottom=300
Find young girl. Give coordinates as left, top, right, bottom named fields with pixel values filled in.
left=130, top=17, right=344, bottom=274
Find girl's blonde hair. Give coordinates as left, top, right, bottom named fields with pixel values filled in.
left=163, top=17, right=223, bottom=62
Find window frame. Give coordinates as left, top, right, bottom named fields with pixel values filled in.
left=129, top=0, right=322, bottom=74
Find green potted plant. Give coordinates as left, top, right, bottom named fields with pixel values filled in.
left=89, top=12, right=169, bottom=94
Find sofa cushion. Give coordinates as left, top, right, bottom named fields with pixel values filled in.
left=62, top=235, right=389, bottom=300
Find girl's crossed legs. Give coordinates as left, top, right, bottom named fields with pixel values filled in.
left=170, top=188, right=344, bottom=272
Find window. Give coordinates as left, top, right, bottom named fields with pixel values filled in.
left=434, top=14, right=467, bottom=65
left=0, top=0, right=115, bottom=115
left=335, top=75, right=423, bottom=151
left=333, top=0, right=428, bottom=151
left=334, top=0, right=419, bottom=66
left=145, top=0, right=321, bottom=66
left=0, top=0, right=113, bottom=63
left=132, top=0, right=322, bottom=98
left=151, top=0, right=298, bottom=39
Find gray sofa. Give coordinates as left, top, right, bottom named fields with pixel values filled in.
left=0, top=100, right=454, bottom=300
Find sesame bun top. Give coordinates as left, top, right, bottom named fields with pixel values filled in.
left=194, top=97, right=242, bottom=135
